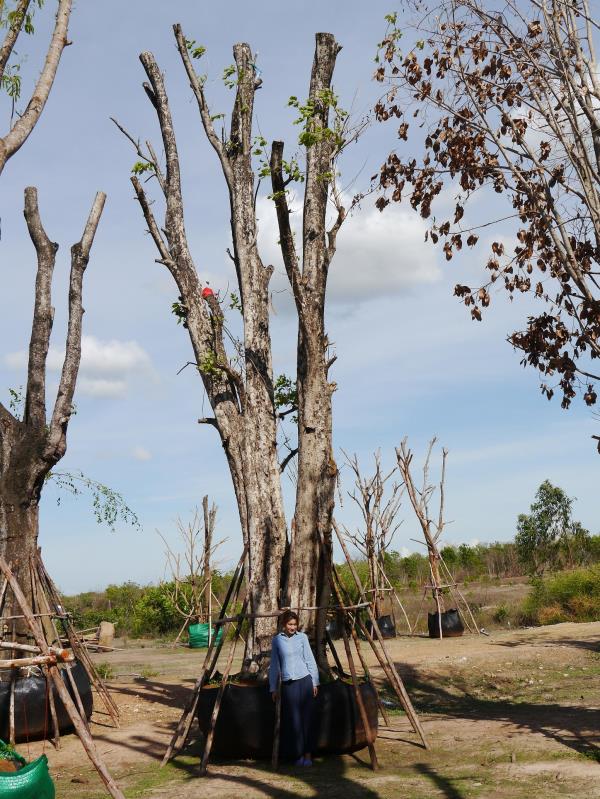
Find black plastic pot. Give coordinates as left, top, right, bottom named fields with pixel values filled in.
left=427, top=609, right=464, bottom=638
left=366, top=614, right=396, bottom=639
left=197, top=678, right=378, bottom=759
left=0, top=660, right=93, bottom=742
left=326, top=612, right=345, bottom=641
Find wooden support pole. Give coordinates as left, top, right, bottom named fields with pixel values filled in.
left=200, top=594, right=249, bottom=776
left=162, top=547, right=247, bottom=766
left=373, top=558, right=413, bottom=634
left=329, top=573, right=378, bottom=770
left=334, top=523, right=428, bottom=748
left=8, top=674, right=15, bottom=746
left=45, top=668, right=61, bottom=750
left=0, top=556, right=126, bottom=799
left=0, top=640, right=71, bottom=656
left=325, top=628, right=346, bottom=676
left=349, top=622, right=390, bottom=727
left=0, top=652, right=73, bottom=668
left=271, top=675, right=282, bottom=770
left=35, top=552, right=121, bottom=725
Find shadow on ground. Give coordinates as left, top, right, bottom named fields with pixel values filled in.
left=397, top=662, right=599, bottom=761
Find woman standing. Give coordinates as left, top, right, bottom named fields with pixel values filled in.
left=269, top=610, right=319, bottom=766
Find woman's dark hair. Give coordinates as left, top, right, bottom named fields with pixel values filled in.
left=279, top=610, right=299, bottom=628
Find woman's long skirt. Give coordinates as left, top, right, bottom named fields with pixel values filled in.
left=280, top=674, right=315, bottom=761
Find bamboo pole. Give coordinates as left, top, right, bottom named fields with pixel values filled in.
left=0, top=555, right=126, bottom=799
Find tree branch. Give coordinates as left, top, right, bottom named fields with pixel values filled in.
left=0, top=0, right=32, bottom=82
left=0, top=0, right=72, bottom=175
left=46, top=190, right=106, bottom=460
left=130, top=175, right=173, bottom=266
left=23, top=186, right=58, bottom=428
left=172, top=23, right=233, bottom=187
left=270, top=140, right=305, bottom=314
left=280, top=447, right=298, bottom=473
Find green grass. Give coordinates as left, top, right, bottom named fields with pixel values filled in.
left=523, top=566, right=600, bottom=625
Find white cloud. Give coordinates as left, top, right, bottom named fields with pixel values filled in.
left=77, top=377, right=127, bottom=398
left=80, top=336, right=152, bottom=375
left=3, top=335, right=153, bottom=400
left=4, top=335, right=152, bottom=375
left=132, top=446, right=152, bottom=461
left=256, top=197, right=440, bottom=311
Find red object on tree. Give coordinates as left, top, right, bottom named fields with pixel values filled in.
left=201, top=286, right=214, bottom=298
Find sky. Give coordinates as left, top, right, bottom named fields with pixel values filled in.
left=0, top=1, right=598, bottom=594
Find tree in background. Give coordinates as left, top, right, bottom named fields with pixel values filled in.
left=118, top=28, right=359, bottom=671
left=375, top=1, right=600, bottom=450
left=515, top=479, right=590, bottom=574
left=339, top=450, right=403, bottom=619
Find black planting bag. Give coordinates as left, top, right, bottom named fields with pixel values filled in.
left=0, top=660, right=93, bottom=742
left=427, top=609, right=464, bottom=638
left=197, top=678, right=378, bottom=759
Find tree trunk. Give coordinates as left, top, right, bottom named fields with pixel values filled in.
left=287, top=334, right=336, bottom=668
left=0, top=188, right=104, bottom=644
left=0, top=496, right=39, bottom=635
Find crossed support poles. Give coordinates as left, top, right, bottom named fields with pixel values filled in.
left=163, top=534, right=428, bottom=776
left=0, top=554, right=125, bottom=799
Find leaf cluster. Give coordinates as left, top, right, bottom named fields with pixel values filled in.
left=374, top=2, right=600, bottom=413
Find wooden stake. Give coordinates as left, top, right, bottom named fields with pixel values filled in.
left=0, top=555, right=126, bottom=799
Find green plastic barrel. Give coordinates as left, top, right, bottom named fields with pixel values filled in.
left=0, top=743, right=55, bottom=799
left=188, top=622, right=222, bottom=649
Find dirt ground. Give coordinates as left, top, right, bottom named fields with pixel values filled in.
left=16, top=621, right=600, bottom=798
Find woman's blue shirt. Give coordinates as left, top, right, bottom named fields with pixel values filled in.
left=268, top=631, right=320, bottom=692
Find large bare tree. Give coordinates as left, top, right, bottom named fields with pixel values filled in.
left=0, top=187, right=105, bottom=633
left=375, top=1, right=600, bottom=447
left=118, top=28, right=353, bottom=671
left=0, top=0, right=72, bottom=175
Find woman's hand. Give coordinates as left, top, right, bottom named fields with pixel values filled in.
left=313, top=686, right=318, bottom=698
left=271, top=691, right=278, bottom=703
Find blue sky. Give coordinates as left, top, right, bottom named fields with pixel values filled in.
left=0, top=1, right=597, bottom=593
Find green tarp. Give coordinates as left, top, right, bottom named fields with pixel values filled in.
left=188, top=622, right=223, bottom=649
left=0, top=741, right=55, bottom=799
